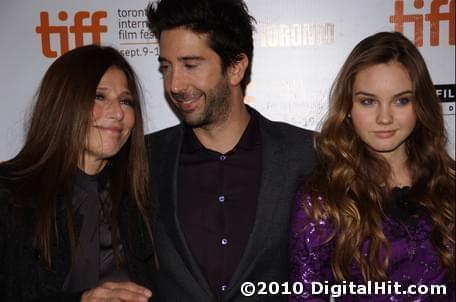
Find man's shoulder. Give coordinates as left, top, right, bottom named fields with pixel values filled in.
left=250, top=106, right=315, bottom=140
left=145, top=124, right=184, bottom=164
left=256, top=114, right=315, bottom=144
left=145, top=124, right=183, bottom=144
left=267, top=119, right=315, bottom=137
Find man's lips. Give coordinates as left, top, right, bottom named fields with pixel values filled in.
left=172, top=91, right=203, bottom=103
left=174, top=96, right=201, bottom=112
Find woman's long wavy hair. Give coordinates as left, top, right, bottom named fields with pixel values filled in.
left=0, top=45, right=152, bottom=265
left=305, top=32, right=455, bottom=282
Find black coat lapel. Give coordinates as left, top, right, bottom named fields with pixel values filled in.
left=225, top=110, right=288, bottom=298
left=153, top=125, right=215, bottom=298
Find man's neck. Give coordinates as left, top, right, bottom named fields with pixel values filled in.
left=193, top=104, right=250, bottom=154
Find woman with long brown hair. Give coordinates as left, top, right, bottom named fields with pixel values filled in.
left=0, top=45, right=154, bottom=301
left=289, top=32, right=454, bottom=301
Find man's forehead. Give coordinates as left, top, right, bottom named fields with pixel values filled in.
left=158, top=28, right=219, bottom=61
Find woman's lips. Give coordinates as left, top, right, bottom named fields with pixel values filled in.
left=373, top=130, right=396, bottom=138
left=94, top=125, right=122, bottom=133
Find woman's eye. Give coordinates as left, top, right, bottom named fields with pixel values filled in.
left=120, top=99, right=135, bottom=107
left=95, top=94, right=104, bottom=101
left=360, top=98, right=375, bottom=106
left=395, top=97, right=411, bottom=106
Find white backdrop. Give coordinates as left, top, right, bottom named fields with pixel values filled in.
left=1, top=0, right=454, bottom=160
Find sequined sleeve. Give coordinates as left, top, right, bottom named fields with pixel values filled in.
left=288, top=192, right=334, bottom=301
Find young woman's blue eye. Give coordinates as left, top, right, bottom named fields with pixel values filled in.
left=360, top=98, right=375, bottom=106
left=395, top=97, right=411, bottom=106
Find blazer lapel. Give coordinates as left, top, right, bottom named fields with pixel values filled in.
left=225, top=111, right=288, bottom=299
left=155, top=125, right=215, bottom=298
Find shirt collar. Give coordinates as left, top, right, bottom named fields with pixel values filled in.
left=182, top=107, right=261, bottom=154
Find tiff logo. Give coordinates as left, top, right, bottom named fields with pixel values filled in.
left=389, top=0, right=455, bottom=46
left=36, top=11, right=108, bottom=58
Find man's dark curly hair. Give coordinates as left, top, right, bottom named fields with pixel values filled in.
left=146, top=0, right=256, bottom=95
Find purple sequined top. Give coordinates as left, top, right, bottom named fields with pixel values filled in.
left=288, top=188, right=454, bottom=301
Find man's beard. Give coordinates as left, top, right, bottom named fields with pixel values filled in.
left=168, top=76, right=231, bottom=128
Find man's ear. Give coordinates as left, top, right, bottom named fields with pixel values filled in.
left=227, top=53, right=248, bottom=86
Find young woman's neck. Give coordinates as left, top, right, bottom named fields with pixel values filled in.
left=382, top=150, right=412, bottom=188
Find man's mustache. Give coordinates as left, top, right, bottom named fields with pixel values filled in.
left=169, top=91, right=202, bottom=102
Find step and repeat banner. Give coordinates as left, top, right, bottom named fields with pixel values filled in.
left=0, top=0, right=454, bottom=160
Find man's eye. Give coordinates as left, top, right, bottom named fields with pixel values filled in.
left=158, top=65, right=169, bottom=74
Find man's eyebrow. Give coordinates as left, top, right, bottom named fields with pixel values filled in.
left=158, top=56, right=205, bottom=63
left=179, top=56, right=204, bottom=61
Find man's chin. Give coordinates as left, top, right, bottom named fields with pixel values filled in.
left=182, top=119, right=205, bottom=128
left=180, top=114, right=211, bottom=128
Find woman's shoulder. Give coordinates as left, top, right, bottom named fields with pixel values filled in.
left=0, top=167, right=30, bottom=219
left=0, top=163, right=14, bottom=191
left=0, top=190, right=22, bottom=229
left=292, top=181, right=328, bottom=219
left=0, top=176, right=20, bottom=236
left=0, top=175, right=14, bottom=207
left=290, top=184, right=333, bottom=248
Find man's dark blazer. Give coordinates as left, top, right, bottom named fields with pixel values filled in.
left=146, top=107, right=316, bottom=302
left=0, top=182, right=155, bottom=302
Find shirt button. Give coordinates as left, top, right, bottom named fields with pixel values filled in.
left=220, top=155, right=227, bottom=161
left=221, top=238, right=228, bottom=245
left=221, top=284, right=228, bottom=291
left=218, top=195, right=225, bottom=203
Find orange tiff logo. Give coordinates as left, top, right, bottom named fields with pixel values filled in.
left=36, top=11, right=108, bottom=58
left=389, top=0, right=455, bottom=46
